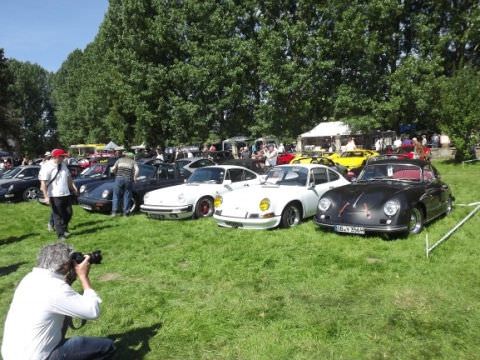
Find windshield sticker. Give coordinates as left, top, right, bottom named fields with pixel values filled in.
left=387, top=166, right=393, bottom=177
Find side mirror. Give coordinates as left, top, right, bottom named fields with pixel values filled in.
left=137, top=175, right=146, bottom=181
left=223, top=180, right=232, bottom=185
left=17, top=174, right=24, bottom=178
left=308, top=181, right=315, bottom=189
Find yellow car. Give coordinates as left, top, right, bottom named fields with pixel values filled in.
left=327, top=149, right=379, bottom=170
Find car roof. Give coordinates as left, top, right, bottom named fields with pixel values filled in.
left=274, top=164, right=335, bottom=170
left=203, top=165, right=254, bottom=171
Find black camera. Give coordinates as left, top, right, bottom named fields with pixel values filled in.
left=71, top=250, right=103, bottom=264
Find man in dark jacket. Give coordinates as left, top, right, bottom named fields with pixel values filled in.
left=110, top=150, right=139, bottom=216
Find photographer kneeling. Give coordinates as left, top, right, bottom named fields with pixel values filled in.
left=1, top=242, right=115, bottom=360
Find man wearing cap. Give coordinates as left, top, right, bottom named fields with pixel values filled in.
left=110, top=149, right=139, bottom=216
left=39, top=149, right=77, bottom=240
left=40, top=151, right=54, bottom=231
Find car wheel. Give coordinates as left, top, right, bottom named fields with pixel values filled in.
left=280, top=203, right=301, bottom=228
left=128, top=197, right=138, bottom=214
left=408, top=207, right=424, bottom=234
left=22, top=187, right=40, bottom=201
left=194, top=197, right=214, bottom=218
left=445, top=197, right=453, bottom=215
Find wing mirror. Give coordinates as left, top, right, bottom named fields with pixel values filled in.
left=308, top=181, right=315, bottom=189
left=137, top=175, right=146, bottom=181
left=223, top=179, right=232, bottom=186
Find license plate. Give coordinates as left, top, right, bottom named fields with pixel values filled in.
left=334, top=225, right=365, bottom=234
left=225, top=221, right=243, bottom=228
left=80, top=204, right=92, bottom=211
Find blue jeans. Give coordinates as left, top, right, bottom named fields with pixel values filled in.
left=47, top=336, right=115, bottom=360
left=112, top=177, right=133, bottom=215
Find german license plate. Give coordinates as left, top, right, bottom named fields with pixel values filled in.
left=334, top=225, right=365, bottom=234
left=79, top=204, right=92, bottom=211
left=225, top=221, right=243, bottom=228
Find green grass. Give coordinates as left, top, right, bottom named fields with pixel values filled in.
left=1, top=161, right=479, bottom=359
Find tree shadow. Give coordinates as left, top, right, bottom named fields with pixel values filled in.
left=110, top=323, right=162, bottom=359
left=0, top=262, right=27, bottom=277
left=0, top=232, right=39, bottom=246
left=72, top=220, right=107, bottom=229
left=73, top=225, right=115, bottom=236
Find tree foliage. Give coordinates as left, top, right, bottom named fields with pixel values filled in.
left=48, top=0, right=480, bottom=159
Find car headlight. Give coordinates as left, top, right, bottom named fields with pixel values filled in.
left=318, top=198, right=332, bottom=212
left=143, top=193, right=150, bottom=202
left=7, top=184, right=14, bottom=192
left=214, top=195, right=222, bottom=208
left=101, top=189, right=110, bottom=199
left=259, top=198, right=270, bottom=211
left=177, top=193, right=185, bottom=203
left=384, top=199, right=400, bottom=216
left=79, top=185, right=86, bottom=193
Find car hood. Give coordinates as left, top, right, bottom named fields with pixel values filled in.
left=0, top=178, right=18, bottom=186
left=81, top=180, right=114, bottom=198
left=323, top=182, right=417, bottom=209
left=219, top=184, right=302, bottom=212
left=144, top=182, right=224, bottom=205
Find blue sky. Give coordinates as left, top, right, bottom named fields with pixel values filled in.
left=0, top=0, right=108, bottom=72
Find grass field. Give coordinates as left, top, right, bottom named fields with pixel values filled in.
left=1, top=161, right=479, bottom=359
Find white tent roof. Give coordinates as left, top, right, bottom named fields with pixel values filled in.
left=300, top=121, right=351, bottom=138
left=104, top=141, right=119, bottom=150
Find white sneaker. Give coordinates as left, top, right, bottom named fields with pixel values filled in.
left=47, top=223, right=53, bottom=232
left=63, top=232, right=70, bottom=238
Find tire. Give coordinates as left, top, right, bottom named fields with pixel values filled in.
left=408, top=207, right=424, bottom=234
left=22, top=187, right=40, bottom=201
left=280, top=203, right=302, bottom=228
left=194, top=197, right=214, bottom=218
left=127, top=197, right=138, bottom=214
left=445, top=197, right=453, bottom=215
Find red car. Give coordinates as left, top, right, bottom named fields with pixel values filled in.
left=385, top=145, right=431, bottom=160
left=276, top=152, right=295, bottom=165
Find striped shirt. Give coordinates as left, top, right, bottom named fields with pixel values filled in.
left=112, top=157, right=139, bottom=181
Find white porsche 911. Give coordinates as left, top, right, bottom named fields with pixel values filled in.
left=140, top=165, right=261, bottom=219
left=213, top=164, right=349, bottom=229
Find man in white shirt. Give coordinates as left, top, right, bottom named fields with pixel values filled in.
left=264, top=144, right=278, bottom=167
left=39, top=149, right=77, bottom=240
left=1, top=242, right=115, bottom=360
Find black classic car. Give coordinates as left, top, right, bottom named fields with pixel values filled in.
left=75, top=158, right=118, bottom=190
left=314, top=159, right=453, bottom=236
left=0, top=165, right=41, bottom=202
left=77, top=163, right=185, bottom=213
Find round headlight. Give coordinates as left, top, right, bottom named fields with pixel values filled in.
left=214, top=195, right=223, bottom=208
left=8, top=184, right=14, bottom=192
left=79, top=185, right=86, bottom=193
left=101, top=189, right=110, bottom=199
left=384, top=199, right=400, bottom=216
left=259, top=198, right=270, bottom=211
left=318, top=198, right=332, bottom=212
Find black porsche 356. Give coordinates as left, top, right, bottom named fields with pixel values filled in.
left=314, top=159, right=453, bottom=236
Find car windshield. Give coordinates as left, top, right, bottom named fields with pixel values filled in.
left=80, top=164, right=107, bottom=178
left=2, top=167, right=22, bottom=179
left=358, top=163, right=422, bottom=182
left=264, top=166, right=308, bottom=186
left=187, top=167, right=225, bottom=184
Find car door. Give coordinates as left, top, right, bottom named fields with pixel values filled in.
left=422, top=164, right=443, bottom=219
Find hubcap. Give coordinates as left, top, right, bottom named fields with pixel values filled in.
left=200, top=200, right=211, bottom=216
left=285, top=206, right=300, bottom=227
left=25, top=188, right=39, bottom=200
left=409, top=208, right=422, bottom=233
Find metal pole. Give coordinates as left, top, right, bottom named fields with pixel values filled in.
left=426, top=204, right=480, bottom=257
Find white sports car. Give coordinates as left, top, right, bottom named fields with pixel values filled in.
left=140, top=165, right=261, bottom=219
left=213, top=164, right=350, bottom=229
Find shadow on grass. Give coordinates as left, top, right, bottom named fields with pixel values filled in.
left=0, top=262, right=27, bottom=277
left=72, top=219, right=107, bottom=229
left=73, top=225, right=115, bottom=236
left=0, top=232, right=39, bottom=246
left=110, top=323, right=162, bottom=359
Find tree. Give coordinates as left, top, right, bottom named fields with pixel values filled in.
left=437, top=67, right=480, bottom=161
left=0, top=49, right=19, bottom=150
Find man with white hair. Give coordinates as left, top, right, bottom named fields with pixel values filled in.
left=1, top=242, right=115, bottom=360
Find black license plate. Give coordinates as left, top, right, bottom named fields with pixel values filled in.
left=334, top=225, right=365, bottom=234
left=225, top=221, right=243, bottom=228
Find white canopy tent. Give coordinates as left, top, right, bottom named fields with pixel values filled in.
left=300, top=121, right=351, bottom=138
left=104, top=141, right=120, bottom=151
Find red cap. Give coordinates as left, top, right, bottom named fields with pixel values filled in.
left=51, top=148, right=68, bottom=158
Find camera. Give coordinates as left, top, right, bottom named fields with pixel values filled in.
left=71, top=250, right=103, bottom=264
